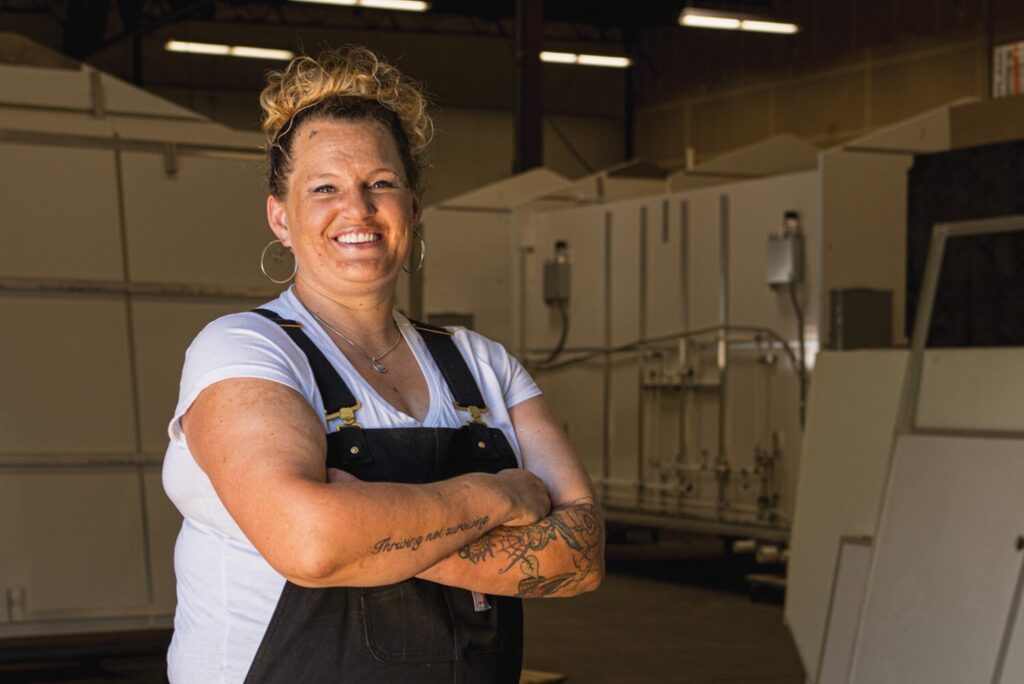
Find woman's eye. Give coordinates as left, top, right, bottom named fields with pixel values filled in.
left=313, top=184, right=335, bottom=193
left=369, top=179, right=397, bottom=190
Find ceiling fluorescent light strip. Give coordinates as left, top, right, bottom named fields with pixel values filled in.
left=165, top=40, right=230, bottom=55
left=540, top=51, right=631, bottom=68
left=289, top=0, right=430, bottom=10
left=739, top=19, right=799, bottom=34
left=165, top=40, right=294, bottom=60
left=679, top=8, right=798, bottom=34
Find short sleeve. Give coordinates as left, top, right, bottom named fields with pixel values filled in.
left=457, top=330, right=542, bottom=410
left=167, top=312, right=316, bottom=445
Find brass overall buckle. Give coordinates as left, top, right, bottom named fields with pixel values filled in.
left=325, top=400, right=363, bottom=430
left=453, top=402, right=489, bottom=425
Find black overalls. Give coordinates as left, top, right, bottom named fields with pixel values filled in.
left=243, top=309, right=524, bottom=684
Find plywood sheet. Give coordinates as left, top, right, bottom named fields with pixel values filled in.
left=120, top=151, right=269, bottom=286
left=784, top=350, right=907, bottom=676
left=0, top=142, right=123, bottom=280
left=849, top=434, right=1024, bottom=683
left=0, top=470, right=148, bottom=615
left=0, top=296, right=136, bottom=453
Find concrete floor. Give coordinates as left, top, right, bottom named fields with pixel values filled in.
left=0, top=544, right=805, bottom=683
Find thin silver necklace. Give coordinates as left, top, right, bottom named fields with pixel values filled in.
left=311, top=311, right=402, bottom=374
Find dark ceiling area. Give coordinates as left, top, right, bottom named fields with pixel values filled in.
left=2, top=0, right=1024, bottom=123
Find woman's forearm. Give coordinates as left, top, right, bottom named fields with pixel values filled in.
left=415, top=501, right=605, bottom=598
left=283, top=470, right=548, bottom=588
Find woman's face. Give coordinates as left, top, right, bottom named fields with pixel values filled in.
left=267, top=117, right=419, bottom=301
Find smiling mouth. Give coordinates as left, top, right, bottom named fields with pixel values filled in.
left=334, top=232, right=382, bottom=245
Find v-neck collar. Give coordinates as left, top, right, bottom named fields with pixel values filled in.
left=281, top=288, right=442, bottom=427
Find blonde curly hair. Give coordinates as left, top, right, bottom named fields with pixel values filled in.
left=260, top=46, right=434, bottom=196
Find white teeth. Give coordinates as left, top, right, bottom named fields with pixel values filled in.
left=335, top=232, right=380, bottom=244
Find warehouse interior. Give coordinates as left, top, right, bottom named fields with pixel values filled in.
left=3, top=1, right=1024, bottom=682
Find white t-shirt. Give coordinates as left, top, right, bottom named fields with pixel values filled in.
left=162, top=287, right=541, bottom=684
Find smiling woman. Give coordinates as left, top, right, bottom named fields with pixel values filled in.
left=161, top=45, right=604, bottom=684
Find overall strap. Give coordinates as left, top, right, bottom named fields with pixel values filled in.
left=409, top=320, right=490, bottom=425
left=252, top=308, right=362, bottom=429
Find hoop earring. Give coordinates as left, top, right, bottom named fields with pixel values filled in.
left=402, top=234, right=426, bottom=274
left=260, top=239, right=297, bottom=284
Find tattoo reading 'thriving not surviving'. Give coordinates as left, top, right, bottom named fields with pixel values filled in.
left=370, top=516, right=490, bottom=555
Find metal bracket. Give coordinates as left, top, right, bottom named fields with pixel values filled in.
left=326, top=400, right=362, bottom=430
left=88, top=70, right=106, bottom=119
left=163, top=143, right=179, bottom=179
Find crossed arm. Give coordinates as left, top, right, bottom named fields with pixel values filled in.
left=414, top=397, right=605, bottom=598
left=184, top=379, right=603, bottom=596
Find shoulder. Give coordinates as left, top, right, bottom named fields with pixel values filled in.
left=187, top=310, right=296, bottom=363
left=180, top=307, right=314, bottom=402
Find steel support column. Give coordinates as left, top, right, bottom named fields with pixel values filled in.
left=514, top=0, right=543, bottom=173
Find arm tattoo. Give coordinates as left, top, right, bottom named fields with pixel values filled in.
left=456, top=503, right=601, bottom=598
left=370, top=516, right=489, bottom=555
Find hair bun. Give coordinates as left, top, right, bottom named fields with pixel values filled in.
left=260, top=46, right=433, bottom=155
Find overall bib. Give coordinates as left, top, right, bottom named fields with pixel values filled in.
left=243, top=309, right=524, bottom=684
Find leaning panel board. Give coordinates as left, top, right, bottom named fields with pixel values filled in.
left=848, top=434, right=1024, bottom=684
left=784, top=350, right=908, bottom=676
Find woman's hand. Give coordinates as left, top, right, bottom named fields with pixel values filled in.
left=495, top=469, right=551, bottom=527
left=327, top=468, right=361, bottom=484
left=327, top=467, right=550, bottom=526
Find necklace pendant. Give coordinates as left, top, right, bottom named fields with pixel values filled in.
left=371, top=359, right=389, bottom=374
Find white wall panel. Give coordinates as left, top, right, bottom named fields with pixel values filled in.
left=121, top=152, right=269, bottom=286
left=644, top=198, right=686, bottom=339
left=0, top=470, right=148, bottom=616
left=0, top=296, right=136, bottom=453
left=819, top=150, right=911, bottom=346
left=132, top=298, right=262, bottom=454
left=144, top=467, right=181, bottom=612
left=422, top=210, right=514, bottom=347
left=0, top=143, right=123, bottom=280
left=608, top=202, right=641, bottom=346
left=686, top=190, right=722, bottom=331
left=534, top=364, right=605, bottom=477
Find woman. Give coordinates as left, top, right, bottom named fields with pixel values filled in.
left=163, top=46, right=604, bottom=683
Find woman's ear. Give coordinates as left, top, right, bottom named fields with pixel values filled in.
left=411, top=192, right=422, bottom=224
left=266, top=194, right=291, bottom=246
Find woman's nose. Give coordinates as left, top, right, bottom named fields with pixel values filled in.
left=338, top=187, right=376, bottom=220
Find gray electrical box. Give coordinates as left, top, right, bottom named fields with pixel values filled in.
left=829, top=288, right=893, bottom=349
left=766, top=234, right=804, bottom=287
left=543, top=241, right=571, bottom=304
